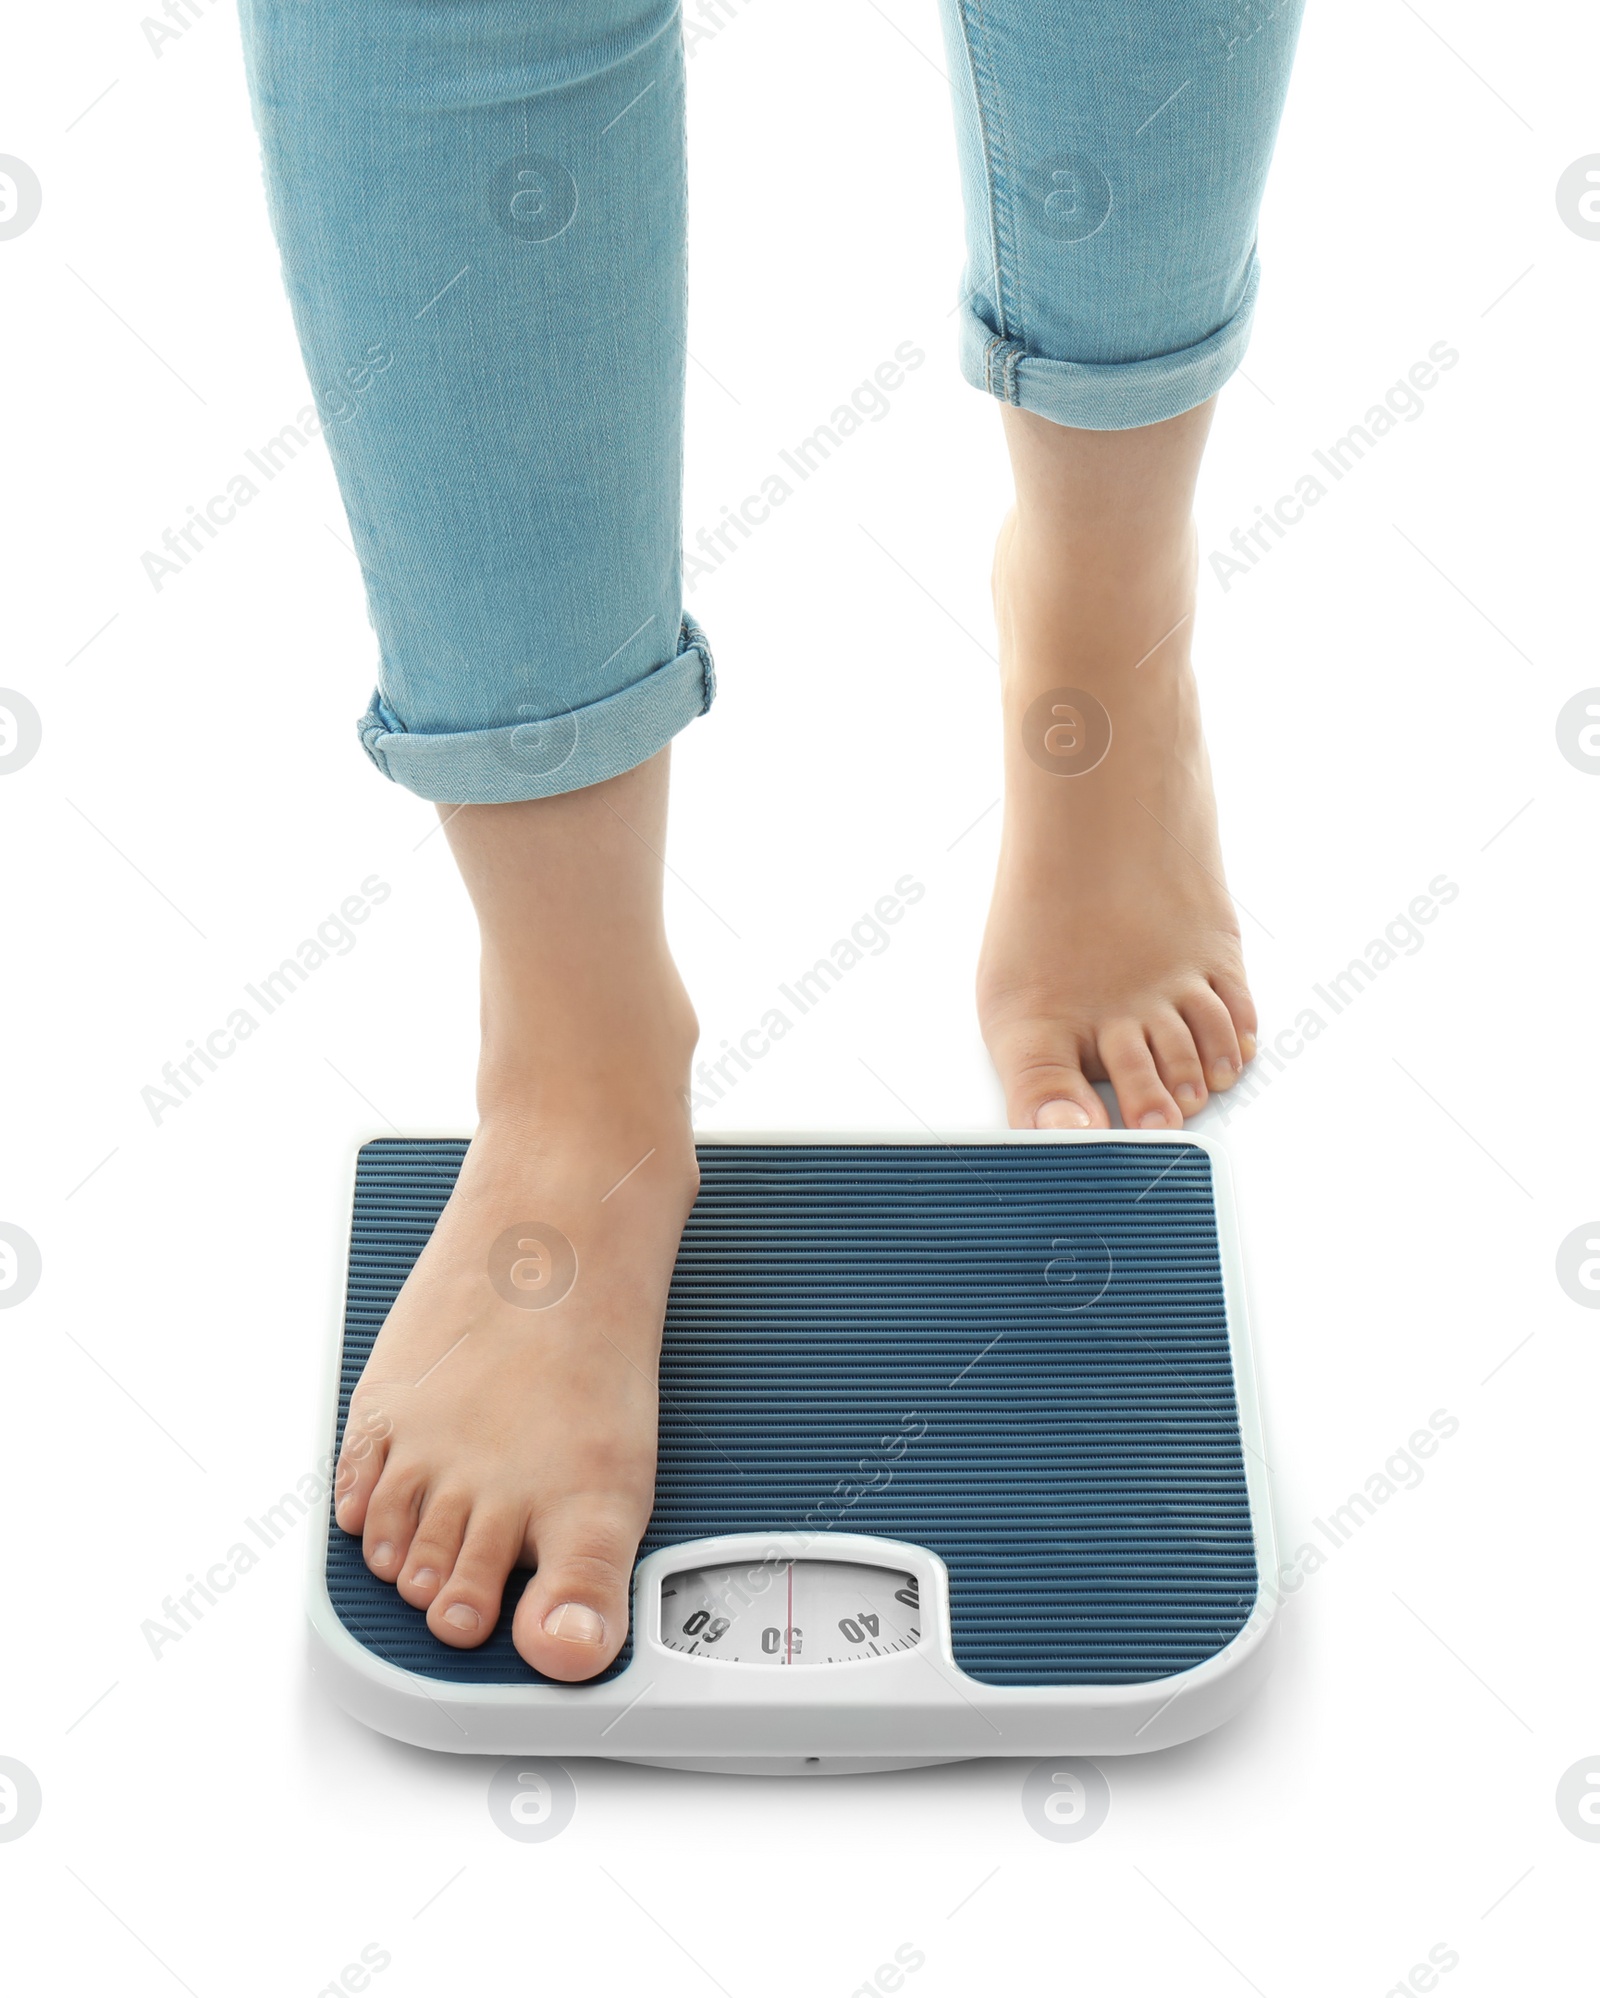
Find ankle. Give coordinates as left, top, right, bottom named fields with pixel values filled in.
left=993, top=512, right=1200, bottom=699
left=470, top=1069, right=700, bottom=1212
left=1001, top=502, right=1197, bottom=596
left=475, top=946, right=698, bottom=1118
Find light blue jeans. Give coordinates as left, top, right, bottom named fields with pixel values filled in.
left=237, top=0, right=1303, bottom=804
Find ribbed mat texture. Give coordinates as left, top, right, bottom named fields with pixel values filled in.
left=326, top=1139, right=1257, bottom=1688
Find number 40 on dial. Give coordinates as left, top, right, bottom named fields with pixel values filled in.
left=658, top=1559, right=921, bottom=1665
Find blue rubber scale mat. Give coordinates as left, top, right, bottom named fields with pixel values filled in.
left=326, top=1136, right=1259, bottom=1692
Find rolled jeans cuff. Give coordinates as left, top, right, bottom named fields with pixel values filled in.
left=356, top=613, right=715, bottom=805
left=959, top=258, right=1261, bottom=431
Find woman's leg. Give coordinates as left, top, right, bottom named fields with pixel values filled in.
left=935, top=0, right=1304, bottom=1128
left=337, top=763, right=700, bottom=1681
left=237, top=0, right=707, bottom=1677
left=238, top=0, right=712, bottom=802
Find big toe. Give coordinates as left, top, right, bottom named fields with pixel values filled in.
left=984, top=1020, right=1112, bottom=1132
left=512, top=1497, right=642, bottom=1682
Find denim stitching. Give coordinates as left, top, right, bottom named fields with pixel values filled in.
left=955, top=0, right=1023, bottom=347
left=979, top=331, right=1024, bottom=405
left=679, top=611, right=716, bottom=713
left=356, top=709, right=392, bottom=777
left=947, top=0, right=1018, bottom=347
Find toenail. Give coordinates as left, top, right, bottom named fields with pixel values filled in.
left=1239, top=1034, right=1257, bottom=1061
left=1212, top=1062, right=1238, bottom=1087
left=1037, top=1099, right=1092, bottom=1130
left=544, top=1602, right=605, bottom=1644
left=371, top=1542, right=394, bottom=1567
left=443, top=1603, right=481, bottom=1631
left=413, top=1567, right=439, bottom=1589
left=1174, top=1083, right=1201, bottom=1106
left=1139, top=1111, right=1170, bottom=1130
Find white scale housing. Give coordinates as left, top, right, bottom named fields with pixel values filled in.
left=307, top=1130, right=1278, bottom=1774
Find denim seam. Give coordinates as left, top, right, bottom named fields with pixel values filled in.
left=951, top=0, right=1020, bottom=350
left=355, top=610, right=712, bottom=804
left=677, top=29, right=704, bottom=681
left=360, top=610, right=712, bottom=752
left=679, top=609, right=715, bottom=713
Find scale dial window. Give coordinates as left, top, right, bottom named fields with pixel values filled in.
left=657, top=1558, right=921, bottom=1665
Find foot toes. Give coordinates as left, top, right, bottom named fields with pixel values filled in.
left=1181, top=985, right=1245, bottom=1091
left=989, top=1032, right=1112, bottom=1131
left=334, top=1398, right=395, bottom=1536
left=1032, top=1070, right=1111, bottom=1131
left=1098, top=1020, right=1183, bottom=1131
left=361, top=1462, right=424, bottom=1583
left=1146, top=1010, right=1209, bottom=1117
left=427, top=1505, right=525, bottom=1647
left=1209, top=974, right=1257, bottom=1068
left=513, top=1499, right=642, bottom=1682
left=393, top=1490, right=469, bottom=1605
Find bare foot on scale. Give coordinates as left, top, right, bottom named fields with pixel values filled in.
left=332, top=754, right=698, bottom=1681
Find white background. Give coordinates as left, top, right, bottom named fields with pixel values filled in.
left=3, top=0, right=1597, bottom=1991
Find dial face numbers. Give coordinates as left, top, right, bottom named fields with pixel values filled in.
left=657, top=1558, right=922, bottom=1665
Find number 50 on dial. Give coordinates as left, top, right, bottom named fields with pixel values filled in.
left=658, top=1559, right=921, bottom=1665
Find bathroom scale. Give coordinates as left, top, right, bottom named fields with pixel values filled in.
left=308, top=1131, right=1278, bottom=1774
